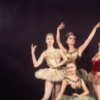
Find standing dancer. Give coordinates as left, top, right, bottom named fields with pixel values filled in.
left=56, top=22, right=100, bottom=69
left=56, top=61, right=95, bottom=100
left=56, top=22, right=100, bottom=97
left=31, top=33, right=67, bottom=100
left=88, top=42, right=100, bottom=100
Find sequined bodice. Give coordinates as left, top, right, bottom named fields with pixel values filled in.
left=64, top=77, right=83, bottom=96
left=45, top=49, right=61, bottom=65
left=66, top=50, right=81, bottom=69
left=66, top=50, right=78, bottom=61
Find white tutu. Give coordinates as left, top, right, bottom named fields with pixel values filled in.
left=35, top=67, right=66, bottom=82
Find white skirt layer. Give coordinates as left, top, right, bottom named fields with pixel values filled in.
left=35, top=67, right=66, bottom=82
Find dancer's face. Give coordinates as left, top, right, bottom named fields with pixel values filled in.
left=66, top=35, right=76, bottom=45
left=67, top=63, right=76, bottom=75
left=46, top=35, right=54, bottom=45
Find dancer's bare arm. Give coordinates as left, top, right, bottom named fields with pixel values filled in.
left=78, top=22, right=100, bottom=56
left=56, top=49, right=68, bottom=67
left=56, top=79, right=68, bottom=100
left=56, top=22, right=67, bottom=53
left=79, top=79, right=89, bottom=97
left=72, top=79, right=89, bottom=97
left=31, top=44, right=45, bottom=67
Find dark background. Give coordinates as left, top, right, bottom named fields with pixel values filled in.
left=1, top=0, right=100, bottom=100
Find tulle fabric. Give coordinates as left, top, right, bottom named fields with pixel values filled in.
left=61, top=95, right=95, bottom=100
left=88, top=72, right=100, bottom=85
left=35, top=67, right=66, bottom=82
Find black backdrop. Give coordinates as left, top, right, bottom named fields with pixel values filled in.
left=1, top=0, right=100, bottom=100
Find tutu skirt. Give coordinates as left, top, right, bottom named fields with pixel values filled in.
left=35, top=67, right=66, bottom=82
left=61, top=95, right=95, bottom=100
left=88, top=72, right=100, bottom=85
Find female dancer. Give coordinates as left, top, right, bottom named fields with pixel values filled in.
left=56, top=22, right=100, bottom=97
left=88, top=42, right=100, bottom=100
left=56, top=22, right=100, bottom=68
left=31, top=33, right=67, bottom=100
left=56, top=61, right=95, bottom=100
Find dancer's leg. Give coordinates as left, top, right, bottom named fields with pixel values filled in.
left=51, top=83, right=55, bottom=100
left=42, top=80, right=54, bottom=100
left=93, top=84, right=100, bottom=100
left=52, top=82, right=61, bottom=100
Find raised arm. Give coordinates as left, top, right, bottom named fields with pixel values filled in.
left=56, top=22, right=67, bottom=53
left=31, top=44, right=45, bottom=67
left=78, top=22, right=100, bottom=56
left=56, top=79, right=68, bottom=100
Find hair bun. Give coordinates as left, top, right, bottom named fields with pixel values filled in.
left=66, top=32, right=76, bottom=39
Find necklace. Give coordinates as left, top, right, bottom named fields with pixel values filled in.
left=66, top=77, right=80, bottom=83
left=68, top=49, right=77, bottom=55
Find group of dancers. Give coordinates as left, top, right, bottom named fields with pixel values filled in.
left=31, top=22, right=100, bottom=100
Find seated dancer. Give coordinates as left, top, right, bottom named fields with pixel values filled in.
left=56, top=22, right=100, bottom=97
left=31, top=33, right=67, bottom=100
left=88, top=42, right=100, bottom=100
left=56, top=61, right=95, bottom=100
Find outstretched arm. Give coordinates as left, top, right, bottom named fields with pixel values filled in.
left=78, top=22, right=100, bottom=56
left=56, top=22, right=67, bottom=53
left=56, top=79, right=68, bottom=100
left=31, top=44, right=45, bottom=67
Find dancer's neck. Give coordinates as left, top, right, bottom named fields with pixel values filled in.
left=47, top=45, right=55, bottom=51
left=68, top=45, right=76, bottom=52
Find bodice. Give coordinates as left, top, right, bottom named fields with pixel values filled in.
left=66, top=50, right=81, bottom=69
left=64, top=76, right=83, bottom=96
left=92, top=59, right=100, bottom=73
left=64, top=84, right=83, bottom=96
left=66, top=50, right=78, bottom=61
left=44, top=49, right=61, bottom=65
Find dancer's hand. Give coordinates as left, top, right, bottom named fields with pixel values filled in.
left=57, top=22, right=65, bottom=31
left=47, top=63, right=57, bottom=69
left=31, top=44, right=37, bottom=54
left=94, top=22, right=100, bottom=29
left=72, top=93, right=79, bottom=97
